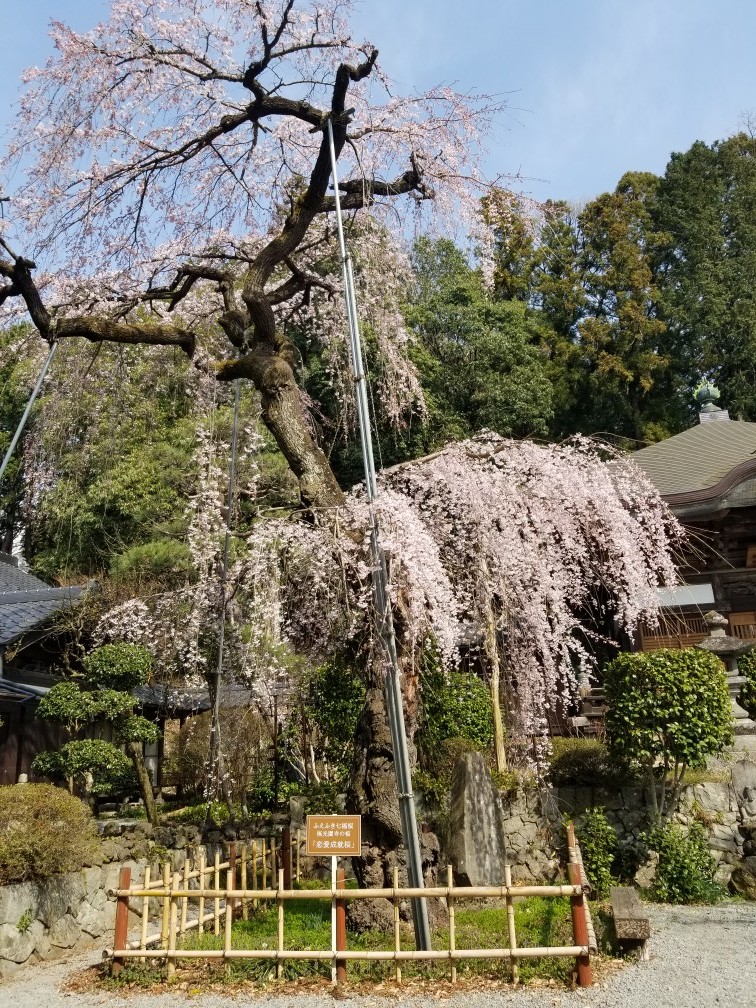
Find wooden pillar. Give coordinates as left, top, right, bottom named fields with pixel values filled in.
left=335, top=867, right=347, bottom=985
left=282, top=827, right=292, bottom=891
left=111, top=866, right=131, bottom=975
left=568, top=861, right=592, bottom=988
left=228, top=842, right=237, bottom=921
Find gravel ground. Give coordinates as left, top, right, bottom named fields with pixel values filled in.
left=2, top=902, right=755, bottom=1008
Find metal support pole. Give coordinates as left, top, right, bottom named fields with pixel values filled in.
left=325, top=116, right=431, bottom=951
left=0, top=340, right=58, bottom=484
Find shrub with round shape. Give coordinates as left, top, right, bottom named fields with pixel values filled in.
left=0, top=783, right=100, bottom=884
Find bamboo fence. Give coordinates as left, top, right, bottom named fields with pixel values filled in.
left=108, top=826, right=596, bottom=987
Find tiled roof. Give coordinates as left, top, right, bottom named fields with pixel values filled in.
left=0, top=679, right=45, bottom=703
left=630, top=420, right=756, bottom=498
left=0, top=555, right=84, bottom=646
left=134, top=682, right=260, bottom=714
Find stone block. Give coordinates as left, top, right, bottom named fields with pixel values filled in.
left=0, top=957, right=24, bottom=978
left=502, top=814, right=524, bottom=833
left=710, top=822, right=742, bottom=847
left=83, top=866, right=103, bottom=895
left=715, top=863, right=735, bottom=887
left=36, top=940, right=66, bottom=962
left=448, top=752, right=508, bottom=886
left=596, top=788, right=624, bottom=812
left=634, top=852, right=659, bottom=890
left=731, top=757, right=756, bottom=799
left=89, top=888, right=107, bottom=911
left=690, top=782, right=734, bottom=814
left=28, top=919, right=51, bottom=960
left=48, top=914, right=81, bottom=949
left=0, top=882, right=38, bottom=927
left=76, top=901, right=106, bottom=939
left=708, top=836, right=740, bottom=855
left=37, top=873, right=85, bottom=927
left=0, top=922, right=35, bottom=964
left=729, top=860, right=756, bottom=899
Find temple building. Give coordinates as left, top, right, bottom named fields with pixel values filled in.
left=630, top=384, right=756, bottom=650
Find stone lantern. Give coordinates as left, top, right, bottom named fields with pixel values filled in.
left=696, top=610, right=756, bottom=738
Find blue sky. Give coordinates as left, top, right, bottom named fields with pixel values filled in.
left=1, top=0, right=755, bottom=205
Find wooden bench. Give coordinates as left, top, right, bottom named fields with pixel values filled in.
left=609, top=886, right=651, bottom=961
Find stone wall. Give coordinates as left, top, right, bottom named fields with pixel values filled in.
left=0, top=820, right=208, bottom=979
left=497, top=755, right=756, bottom=892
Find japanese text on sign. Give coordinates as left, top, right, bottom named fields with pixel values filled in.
left=305, top=814, right=361, bottom=856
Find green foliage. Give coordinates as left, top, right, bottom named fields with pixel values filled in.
left=0, top=783, right=101, bottom=883
left=304, top=659, right=365, bottom=779
left=110, top=539, right=192, bottom=581
left=576, top=808, right=619, bottom=900
left=646, top=822, right=723, bottom=904
left=406, top=237, right=553, bottom=448
left=24, top=344, right=199, bottom=578
left=83, top=643, right=153, bottom=691
left=37, top=681, right=99, bottom=730
left=0, top=327, right=42, bottom=553
left=16, top=909, right=33, bottom=933
left=34, top=644, right=158, bottom=804
left=91, top=689, right=138, bottom=721
left=656, top=132, right=756, bottom=421
left=549, top=738, right=628, bottom=786
left=122, top=714, right=161, bottom=744
left=605, top=648, right=732, bottom=770
left=604, top=648, right=732, bottom=820
left=739, top=650, right=756, bottom=719
left=418, top=659, right=494, bottom=763
left=33, top=739, right=138, bottom=796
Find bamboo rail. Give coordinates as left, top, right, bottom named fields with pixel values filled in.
left=108, top=827, right=596, bottom=988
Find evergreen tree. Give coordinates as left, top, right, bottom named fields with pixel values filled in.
left=656, top=132, right=756, bottom=419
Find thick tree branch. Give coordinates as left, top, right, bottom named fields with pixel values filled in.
left=55, top=316, right=195, bottom=355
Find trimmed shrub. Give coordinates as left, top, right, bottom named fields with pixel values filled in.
left=646, top=821, right=722, bottom=904
left=549, top=738, right=625, bottom=785
left=604, top=648, right=732, bottom=821
left=0, top=783, right=101, bottom=883
left=576, top=807, right=619, bottom=900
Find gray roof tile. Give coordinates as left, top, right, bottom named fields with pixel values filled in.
left=0, top=557, right=84, bottom=646
left=630, top=420, right=756, bottom=497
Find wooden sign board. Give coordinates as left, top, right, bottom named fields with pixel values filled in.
left=305, top=814, right=361, bottom=856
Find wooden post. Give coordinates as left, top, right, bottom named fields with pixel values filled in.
left=224, top=861, right=234, bottom=972
left=213, top=849, right=221, bottom=936
left=276, top=869, right=284, bottom=980
left=160, top=862, right=171, bottom=948
left=392, top=866, right=402, bottom=984
left=252, top=839, right=259, bottom=908
left=295, top=828, right=301, bottom=882
left=140, top=865, right=151, bottom=951
left=112, top=866, right=131, bottom=975
left=446, top=864, right=456, bottom=984
left=566, top=820, right=576, bottom=855
left=335, top=867, right=347, bottom=985
left=198, top=849, right=206, bottom=934
left=569, top=861, right=592, bottom=988
left=228, top=842, right=237, bottom=922
left=180, top=857, right=190, bottom=938
left=240, top=842, right=249, bottom=921
left=262, top=837, right=268, bottom=891
left=167, top=871, right=178, bottom=979
left=282, top=826, right=293, bottom=891
left=504, top=863, right=519, bottom=984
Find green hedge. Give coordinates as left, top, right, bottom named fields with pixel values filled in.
left=0, top=784, right=101, bottom=884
